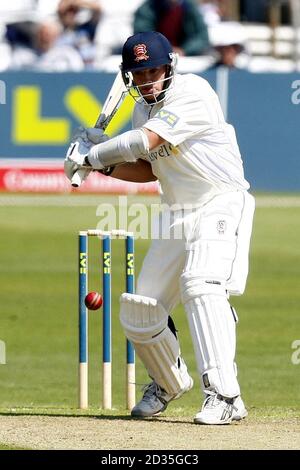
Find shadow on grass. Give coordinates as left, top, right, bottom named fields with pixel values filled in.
left=0, top=408, right=191, bottom=424
left=1, top=406, right=300, bottom=423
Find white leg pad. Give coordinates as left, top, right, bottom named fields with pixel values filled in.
left=181, top=276, right=240, bottom=398
left=120, top=293, right=190, bottom=396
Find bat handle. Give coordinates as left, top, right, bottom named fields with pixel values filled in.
left=95, top=114, right=106, bottom=129
left=71, top=168, right=91, bottom=188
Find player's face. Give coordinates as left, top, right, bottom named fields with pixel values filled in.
left=132, top=65, right=168, bottom=103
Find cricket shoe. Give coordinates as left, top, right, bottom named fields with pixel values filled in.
left=131, top=376, right=194, bottom=418
left=194, top=392, right=248, bottom=425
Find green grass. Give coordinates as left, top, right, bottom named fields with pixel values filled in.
left=0, top=194, right=300, bottom=415
left=0, top=443, right=30, bottom=450
left=233, top=206, right=300, bottom=408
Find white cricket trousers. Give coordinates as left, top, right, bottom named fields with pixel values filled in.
left=135, top=190, right=255, bottom=396
left=136, top=190, right=255, bottom=309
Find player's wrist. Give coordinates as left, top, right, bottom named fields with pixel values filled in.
left=87, top=144, right=105, bottom=170
left=98, top=166, right=115, bottom=176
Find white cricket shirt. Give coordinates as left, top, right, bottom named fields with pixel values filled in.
left=132, top=73, right=250, bottom=208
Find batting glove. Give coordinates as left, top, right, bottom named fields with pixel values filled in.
left=64, top=127, right=109, bottom=181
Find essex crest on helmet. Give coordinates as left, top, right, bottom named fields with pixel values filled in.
left=134, top=44, right=149, bottom=62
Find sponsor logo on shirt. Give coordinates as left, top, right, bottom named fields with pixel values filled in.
left=156, top=109, right=179, bottom=128
left=148, top=143, right=178, bottom=162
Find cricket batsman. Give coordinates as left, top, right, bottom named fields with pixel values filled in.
left=64, top=31, right=255, bottom=425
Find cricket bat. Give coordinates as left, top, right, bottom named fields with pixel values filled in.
left=71, top=71, right=127, bottom=188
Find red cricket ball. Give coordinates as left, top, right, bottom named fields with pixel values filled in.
left=84, top=291, right=103, bottom=310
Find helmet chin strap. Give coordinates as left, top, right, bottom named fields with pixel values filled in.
left=155, top=64, right=172, bottom=102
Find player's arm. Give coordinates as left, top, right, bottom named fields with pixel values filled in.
left=142, top=128, right=165, bottom=149
left=109, top=159, right=157, bottom=182
left=65, top=127, right=165, bottom=182
left=104, top=130, right=163, bottom=182
left=84, top=128, right=164, bottom=170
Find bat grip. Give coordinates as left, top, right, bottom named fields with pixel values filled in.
left=71, top=168, right=91, bottom=188
left=71, top=114, right=106, bottom=188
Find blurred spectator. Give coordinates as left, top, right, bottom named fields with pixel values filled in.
left=208, top=21, right=248, bottom=68
left=7, top=20, right=84, bottom=71
left=0, top=2, right=59, bottom=58
left=34, top=20, right=84, bottom=70
left=133, top=0, right=209, bottom=56
left=0, top=2, right=36, bottom=70
left=2, top=0, right=101, bottom=70
left=36, top=21, right=61, bottom=53
left=56, top=0, right=102, bottom=66
left=5, top=21, right=36, bottom=49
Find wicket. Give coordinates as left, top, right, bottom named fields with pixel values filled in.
left=78, top=229, right=135, bottom=410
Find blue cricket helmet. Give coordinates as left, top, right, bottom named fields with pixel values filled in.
left=121, top=31, right=173, bottom=72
